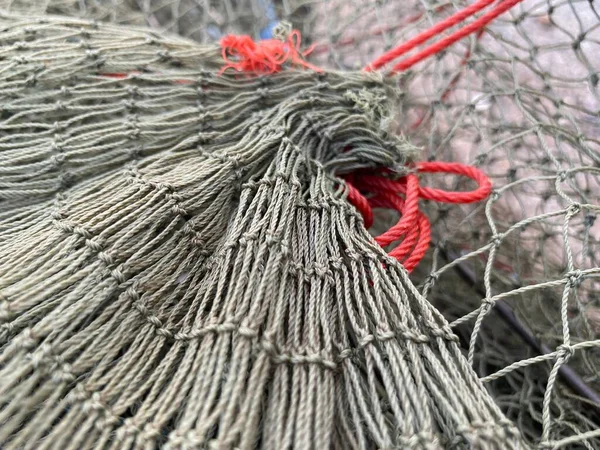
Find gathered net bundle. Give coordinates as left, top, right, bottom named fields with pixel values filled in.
left=0, top=8, right=528, bottom=450
left=0, top=0, right=599, bottom=449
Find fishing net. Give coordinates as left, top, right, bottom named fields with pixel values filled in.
left=0, top=0, right=599, bottom=449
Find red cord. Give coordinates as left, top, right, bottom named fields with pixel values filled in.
left=367, top=175, right=420, bottom=246
left=345, top=1, right=514, bottom=270
left=345, top=176, right=374, bottom=228
left=345, top=162, right=492, bottom=272
left=366, top=0, right=495, bottom=71
left=366, top=0, right=524, bottom=73
left=205, top=6, right=509, bottom=270
left=215, top=1, right=523, bottom=75
left=391, top=0, right=523, bottom=72
left=219, top=30, right=322, bottom=74
left=402, top=211, right=431, bottom=272
left=416, top=161, right=492, bottom=203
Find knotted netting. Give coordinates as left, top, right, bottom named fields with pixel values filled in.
left=0, top=0, right=599, bottom=449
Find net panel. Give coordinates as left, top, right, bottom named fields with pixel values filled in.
left=1, top=0, right=599, bottom=448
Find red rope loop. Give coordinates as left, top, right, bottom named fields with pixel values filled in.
left=345, top=161, right=492, bottom=272
left=100, top=3, right=514, bottom=273
left=212, top=3, right=515, bottom=270
left=416, top=161, right=492, bottom=203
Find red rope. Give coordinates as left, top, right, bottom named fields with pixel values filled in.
left=345, top=162, right=492, bottom=273
left=416, top=161, right=492, bottom=203
left=366, top=0, right=495, bottom=71
left=97, top=5, right=507, bottom=273
left=359, top=175, right=420, bottom=246
left=402, top=211, right=431, bottom=272
left=366, top=0, right=524, bottom=73
left=345, top=176, right=374, bottom=229
left=210, top=2, right=515, bottom=270
left=342, top=0, right=517, bottom=270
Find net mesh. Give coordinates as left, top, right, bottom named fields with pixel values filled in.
left=1, top=0, right=599, bottom=448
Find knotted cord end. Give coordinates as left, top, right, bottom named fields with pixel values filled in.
left=219, top=24, right=322, bottom=75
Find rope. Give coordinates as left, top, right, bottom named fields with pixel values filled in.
left=346, top=0, right=517, bottom=269
left=366, top=0, right=495, bottom=71
left=367, top=0, right=524, bottom=73
left=346, top=162, right=492, bottom=272
left=215, top=10, right=500, bottom=271
left=218, top=1, right=524, bottom=76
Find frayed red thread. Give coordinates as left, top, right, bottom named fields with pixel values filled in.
left=219, top=30, right=322, bottom=75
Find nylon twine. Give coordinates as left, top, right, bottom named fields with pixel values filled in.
left=218, top=0, right=516, bottom=271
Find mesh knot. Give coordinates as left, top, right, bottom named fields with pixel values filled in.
left=557, top=170, right=568, bottom=182
left=85, top=238, right=103, bottom=252
left=397, top=432, right=440, bottom=449
left=313, top=263, right=329, bottom=278
left=52, top=363, right=76, bottom=384
left=257, top=87, right=269, bottom=99
left=122, top=99, right=137, bottom=110
left=0, top=300, right=13, bottom=321
left=127, top=85, right=139, bottom=96
left=139, top=424, right=161, bottom=442
left=238, top=325, right=258, bottom=338
left=51, top=209, right=65, bottom=221
left=358, top=334, right=376, bottom=348
left=116, top=419, right=141, bottom=439
left=491, top=233, right=504, bottom=246
left=329, top=256, right=344, bottom=271
left=50, top=154, right=65, bottom=167
left=16, top=328, right=38, bottom=350
left=58, top=171, right=75, bottom=188
left=557, top=344, right=575, bottom=360
left=97, top=251, right=114, bottom=266
left=425, top=272, right=439, bottom=285
left=128, top=146, right=143, bottom=159
left=28, top=343, right=54, bottom=369
left=568, top=202, right=582, bottom=215
left=566, top=269, right=583, bottom=287
left=85, top=49, right=100, bottom=59
left=482, top=297, right=496, bottom=307
left=322, top=128, right=333, bottom=141
left=345, top=250, right=362, bottom=262
left=264, top=233, right=281, bottom=247
left=429, top=326, right=460, bottom=342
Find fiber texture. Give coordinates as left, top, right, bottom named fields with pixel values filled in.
left=0, top=13, right=525, bottom=450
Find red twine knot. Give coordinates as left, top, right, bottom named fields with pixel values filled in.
left=219, top=29, right=322, bottom=75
